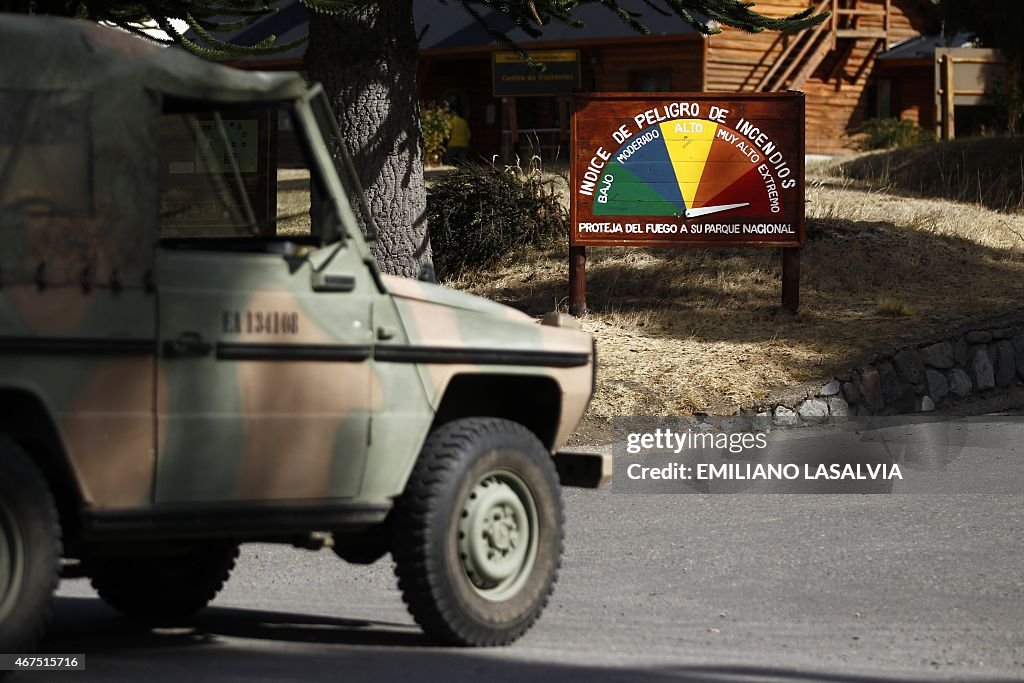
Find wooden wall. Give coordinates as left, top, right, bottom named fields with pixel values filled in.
left=704, top=1, right=805, bottom=93
left=419, top=37, right=706, bottom=161
left=705, top=0, right=936, bottom=154
left=592, top=36, right=705, bottom=92
left=879, top=63, right=936, bottom=129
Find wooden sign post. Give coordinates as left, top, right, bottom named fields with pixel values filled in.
left=569, top=92, right=805, bottom=314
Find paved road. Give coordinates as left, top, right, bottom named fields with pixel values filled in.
left=38, top=486, right=1024, bottom=683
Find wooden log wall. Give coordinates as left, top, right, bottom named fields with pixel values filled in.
left=881, top=64, right=936, bottom=129
left=705, top=0, right=935, bottom=154
left=592, top=37, right=705, bottom=92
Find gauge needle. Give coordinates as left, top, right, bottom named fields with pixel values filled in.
left=684, top=202, right=750, bottom=219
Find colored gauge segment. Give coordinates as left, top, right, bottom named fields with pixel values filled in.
left=594, top=118, right=771, bottom=217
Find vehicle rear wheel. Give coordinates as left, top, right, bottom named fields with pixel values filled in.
left=391, top=417, right=563, bottom=646
left=87, top=541, right=239, bottom=620
left=0, top=437, right=62, bottom=655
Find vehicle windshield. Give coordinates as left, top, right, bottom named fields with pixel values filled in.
left=159, top=99, right=336, bottom=242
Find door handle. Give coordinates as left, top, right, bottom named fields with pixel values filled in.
left=163, top=332, right=212, bottom=358
left=312, top=272, right=356, bottom=293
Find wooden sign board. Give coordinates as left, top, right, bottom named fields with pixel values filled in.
left=934, top=48, right=1009, bottom=140
left=934, top=48, right=1008, bottom=107
left=493, top=50, right=581, bottom=97
left=571, top=92, right=805, bottom=248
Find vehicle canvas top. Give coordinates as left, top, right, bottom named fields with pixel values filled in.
left=0, top=15, right=306, bottom=289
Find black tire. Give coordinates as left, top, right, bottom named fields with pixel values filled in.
left=0, top=437, right=62, bottom=654
left=392, top=417, right=564, bottom=646
left=87, top=541, right=239, bottom=620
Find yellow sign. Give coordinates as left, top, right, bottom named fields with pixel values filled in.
left=494, top=51, right=577, bottom=64
left=492, top=51, right=580, bottom=97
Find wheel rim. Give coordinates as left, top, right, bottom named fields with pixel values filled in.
left=0, top=498, right=24, bottom=623
left=457, top=469, right=539, bottom=602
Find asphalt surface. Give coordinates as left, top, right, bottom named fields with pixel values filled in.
left=33, top=479, right=1022, bottom=683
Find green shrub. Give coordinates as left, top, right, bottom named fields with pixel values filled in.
left=420, top=100, right=452, bottom=166
left=426, top=159, right=567, bottom=281
left=854, top=117, right=934, bottom=150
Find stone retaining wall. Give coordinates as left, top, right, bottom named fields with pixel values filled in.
left=739, top=313, right=1024, bottom=427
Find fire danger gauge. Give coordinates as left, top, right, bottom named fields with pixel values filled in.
left=571, top=93, right=805, bottom=248
left=593, top=118, right=788, bottom=217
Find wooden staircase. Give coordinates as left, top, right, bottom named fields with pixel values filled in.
left=757, top=0, right=891, bottom=92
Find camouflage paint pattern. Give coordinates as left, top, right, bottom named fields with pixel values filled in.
left=382, top=274, right=592, bottom=443
left=0, top=15, right=306, bottom=290
left=0, top=284, right=156, bottom=508
left=361, top=276, right=594, bottom=499
left=0, top=16, right=595, bottom=516
left=154, top=245, right=378, bottom=503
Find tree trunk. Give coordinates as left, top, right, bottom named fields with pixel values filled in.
left=306, top=1, right=431, bottom=279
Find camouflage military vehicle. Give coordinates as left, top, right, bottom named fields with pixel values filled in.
left=0, top=15, right=604, bottom=654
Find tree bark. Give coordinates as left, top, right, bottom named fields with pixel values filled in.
left=306, top=1, right=431, bottom=279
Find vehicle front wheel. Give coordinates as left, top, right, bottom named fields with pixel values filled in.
left=391, top=418, right=563, bottom=646
left=0, top=437, right=62, bottom=655
left=86, top=541, right=239, bottom=621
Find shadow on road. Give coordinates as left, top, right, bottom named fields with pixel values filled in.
left=47, top=596, right=427, bottom=651
left=40, top=597, right=1017, bottom=683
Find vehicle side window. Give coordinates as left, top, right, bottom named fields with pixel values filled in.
left=159, top=112, right=258, bottom=238
left=0, top=89, right=91, bottom=215
left=159, top=104, right=328, bottom=244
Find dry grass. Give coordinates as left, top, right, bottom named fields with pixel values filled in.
left=876, top=298, right=915, bottom=318
left=837, top=137, right=1024, bottom=214
left=273, top=147, right=1024, bottom=438
left=452, top=148, right=1024, bottom=432
left=276, top=168, right=312, bottom=236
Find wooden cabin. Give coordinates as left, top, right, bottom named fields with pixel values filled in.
left=191, top=0, right=941, bottom=156
left=704, top=0, right=936, bottom=153
left=417, top=0, right=938, bottom=156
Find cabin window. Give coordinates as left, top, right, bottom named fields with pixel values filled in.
left=629, top=69, right=673, bottom=93
left=0, top=89, right=92, bottom=216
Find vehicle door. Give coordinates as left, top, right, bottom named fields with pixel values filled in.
left=153, top=101, right=373, bottom=504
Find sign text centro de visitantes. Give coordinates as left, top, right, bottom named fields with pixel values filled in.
left=493, top=51, right=581, bottom=97
left=571, top=93, right=805, bottom=248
